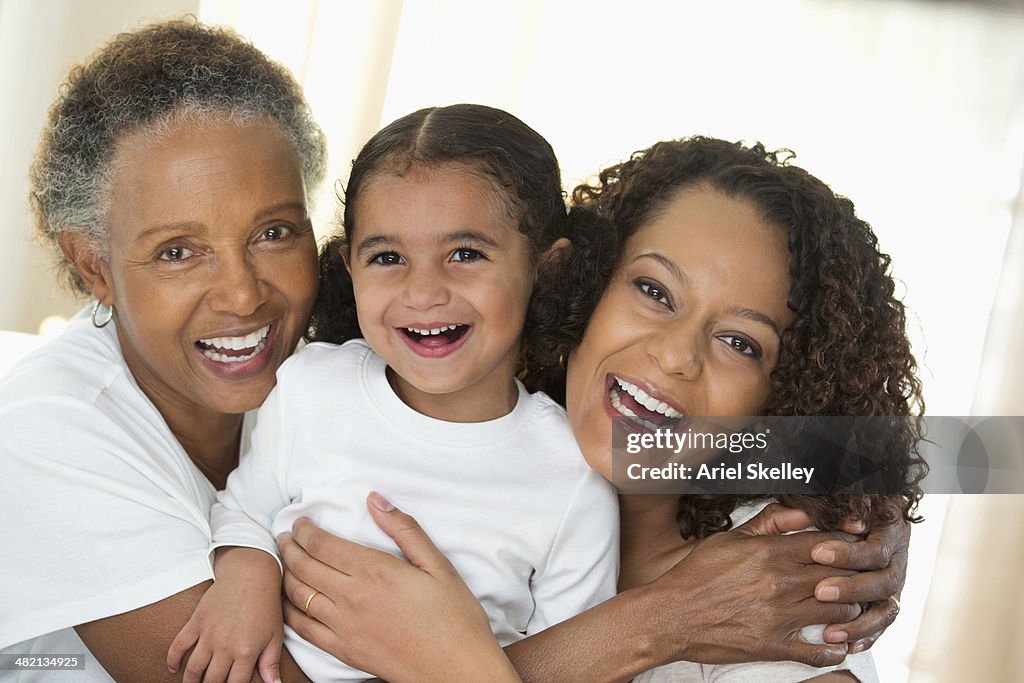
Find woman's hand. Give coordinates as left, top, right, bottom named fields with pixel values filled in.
left=278, top=492, right=522, bottom=683
left=812, top=504, right=910, bottom=653
left=166, top=547, right=284, bottom=683
left=640, top=503, right=864, bottom=668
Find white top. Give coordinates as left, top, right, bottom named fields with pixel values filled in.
left=635, top=502, right=879, bottom=683
left=213, top=339, right=620, bottom=682
left=0, top=308, right=225, bottom=682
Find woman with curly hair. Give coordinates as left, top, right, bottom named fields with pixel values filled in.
left=552, top=136, right=926, bottom=681
left=275, top=136, right=919, bottom=682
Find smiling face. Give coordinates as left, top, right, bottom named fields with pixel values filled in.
left=565, top=185, right=795, bottom=478
left=346, top=164, right=536, bottom=422
left=90, top=118, right=318, bottom=425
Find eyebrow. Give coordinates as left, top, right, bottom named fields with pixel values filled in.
left=634, top=252, right=782, bottom=337
left=727, top=306, right=782, bottom=338
left=134, top=201, right=307, bottom=243
left=356, top=230, right=502, bottom=257
left=635, top=252, right=688, bottom=285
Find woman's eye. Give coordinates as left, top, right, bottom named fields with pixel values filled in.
left=636, top=280, right=672, bottom=308
left=157, top=245, right=194, bottom=262
left=370, top=251, right=404, bottom=266
left=720, top=334, right=762, bottom=359
left=260, top=225, right=292, bottom=241
left=451, top=248, right=484, bottom=263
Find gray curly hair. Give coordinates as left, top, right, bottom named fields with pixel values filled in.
left=29, top=18, right=328, bottom=295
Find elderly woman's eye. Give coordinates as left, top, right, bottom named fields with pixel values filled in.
left=158, top=245, right=194, bottom=262
left=261, top=225, right=292, bottom=241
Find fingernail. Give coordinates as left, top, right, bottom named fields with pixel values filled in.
left=851, top=640, right=866, bottom=653
left=825, top=630, right=848, bottom=643
left=813, top=546, right=836, bottom=564
left=276, top=531, right=290, bottom=544
left=368, top=491, right=394, bottom=511
left=817, top=585, right=840, bottom=601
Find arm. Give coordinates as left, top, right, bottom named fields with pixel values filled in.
left=166, top=548, right=285, bottom=683
left=280, top=493, right=522, bottom=683
left=279, top=498, right=860, bottom=683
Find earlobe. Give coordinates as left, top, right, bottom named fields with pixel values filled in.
left=59, top=232, right=113, bottom=304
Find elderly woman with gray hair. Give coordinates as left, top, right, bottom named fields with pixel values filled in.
left=0, top=18, right=909, bottom=683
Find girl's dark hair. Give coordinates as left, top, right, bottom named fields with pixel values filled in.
left=527, top=136, right=926, bottom=535
left=308, top=104, right=602, bottom=376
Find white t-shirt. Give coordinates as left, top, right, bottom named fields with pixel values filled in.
left=634, top=502, right=879, bottom=683
left=0, top=308, right=222, bottom=681
left=213, top=339, right=620, bottom=682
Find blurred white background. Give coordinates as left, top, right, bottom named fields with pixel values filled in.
left=2, top=1, right=1023, bottom=680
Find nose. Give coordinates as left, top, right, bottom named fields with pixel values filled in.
left=207, top=251, right=267, bottom=317
left=402, top=262, right=450, bottom=311
left=645, top=321, right=703, bottom=380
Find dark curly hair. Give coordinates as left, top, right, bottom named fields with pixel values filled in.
left=308, top=103, right=604, bottom=378
left=30, top=17, right=327, bottom=296
left=526, top=136, right=926, bottom=537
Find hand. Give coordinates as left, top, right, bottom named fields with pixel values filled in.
left=647, top=503, right=863, bottom=668
left=279, top=492, right=521, bottom=683
left=167, top=547, right=285, bottom=683
left=812, top=502, right=910, bottom=653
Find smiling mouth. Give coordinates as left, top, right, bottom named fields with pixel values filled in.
left=609, top=376, right=686, bottom=431
left=401, top=324, right=469, bottom=346
left=196, top=324, right=271, bottom=363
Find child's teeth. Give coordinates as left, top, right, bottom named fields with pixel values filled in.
left=408, top=325, right=459, bottom=336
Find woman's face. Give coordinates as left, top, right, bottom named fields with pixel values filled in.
left=92, top=118, right=318, bottom=421
left=565, top=185, right=795, bottom=479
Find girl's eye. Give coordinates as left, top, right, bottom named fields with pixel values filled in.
left=636, top=279, right=672, bottom=309
left=157, top=245, right=194, bottom=262
left=719, top=334, right=762, bottom=359
left=451, top=248, right=484, bottom=263
left=369, top=251, right=404, bottom=266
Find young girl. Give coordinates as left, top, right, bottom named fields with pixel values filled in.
left=167, top=104, right=618, bottom=682
left=543, top=136, right=926, bottom=681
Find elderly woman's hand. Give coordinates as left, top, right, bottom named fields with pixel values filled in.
left=812, top=503, right=910, bottom=653
left=277, top=493, right=522, bottom=683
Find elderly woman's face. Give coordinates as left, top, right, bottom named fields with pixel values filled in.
left=93, top=119, right=318, bottom=418
left=565, top=186, right=795, bottom=479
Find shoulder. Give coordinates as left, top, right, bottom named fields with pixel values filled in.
left=1, top=312, right=124, bottom=407
left=275, top=338, right=372, bottom=385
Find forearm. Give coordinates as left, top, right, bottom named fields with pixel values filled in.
left=506, top=583, right=670, bottom=683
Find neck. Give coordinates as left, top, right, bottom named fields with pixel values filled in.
left=386, top=366, right=518, bottom=423
left=149, top=395, right=243, bottom=490
left=618, top=494, right=697, bottom=590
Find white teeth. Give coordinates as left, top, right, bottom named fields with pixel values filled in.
left=406, top=325, right=460, bottom=336
left=202, top=337, right=268, bottom=364
left=609, top=385, right=661, bottom=431
left=199, top=325, right=270, bottom=352
left=613, top=377, right=683, bottom=418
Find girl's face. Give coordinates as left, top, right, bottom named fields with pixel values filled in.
left=347, top=165, right=536, bottom=422
left=565, top=185, right=795, bottom=479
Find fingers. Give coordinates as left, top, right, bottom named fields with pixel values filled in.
left=778, top=637, right=848, bottom=668
left=286, top=517, right=385, bottom=575
left=167, top=619, right=199, bottom=673
left=822, top=596, right=900, bottom=649
left=812, top=516, right=910, bottom=572
left=735, top=503, right=815, bottom=536
left=255, top=637, right=283, bottom=683
left=814, top=566, right=900, bottom=604
left=181, top=645, right=213, bottom=683
left=365, top=492, right=453, bottom=574
left=283, top=600, right=339, bottom=654
left=282, top=568, right=335, bottom=619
